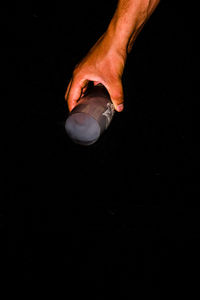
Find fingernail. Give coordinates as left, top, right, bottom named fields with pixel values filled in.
left=117, top=104, right=124, bottom=112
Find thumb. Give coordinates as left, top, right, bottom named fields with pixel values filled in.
left=105, top=79, right=124, bottom=112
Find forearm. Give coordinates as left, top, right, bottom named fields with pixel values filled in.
left=107, top=0, right=160, bottom=55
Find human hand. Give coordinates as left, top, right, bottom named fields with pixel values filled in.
left=65, top=30, right=127, bottom=112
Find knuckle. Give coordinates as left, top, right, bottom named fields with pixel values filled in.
left=72, top=65, right=79, bottom=77
left=72, top=69, right=77, bottom=77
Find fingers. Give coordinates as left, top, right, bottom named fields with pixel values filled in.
left=64, top=79, right=72, bottom=101
left=65, top=78, right=89, bottom=112
left=81, top=86, right=88, bottom=97
left=105, top=79, right=124, bottom=112
left=66, top=79, right=81, bottom=112
left=65, top=77, right=124, bottom=113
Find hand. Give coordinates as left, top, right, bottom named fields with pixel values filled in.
left=65, top=30, right=127, bottom=112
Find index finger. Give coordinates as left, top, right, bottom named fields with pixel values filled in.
left=64, top=79, right=72, bottom=101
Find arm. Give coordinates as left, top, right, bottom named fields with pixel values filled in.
left=109, top=0, right=160, bottom=54
left=65, top=0, right=160, bottom=112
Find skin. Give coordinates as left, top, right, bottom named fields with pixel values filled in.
left=65, top=0, right=160, bottom=112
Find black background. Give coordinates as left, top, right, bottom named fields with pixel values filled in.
left=2, top=0, right=200, bottom=297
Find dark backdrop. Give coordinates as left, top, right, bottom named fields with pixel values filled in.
left=2, top=0, right=199, bottom=297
